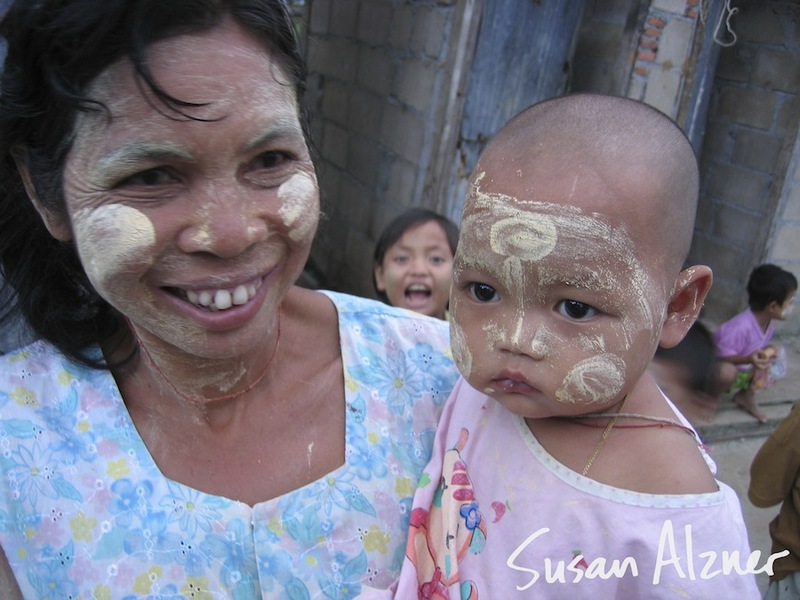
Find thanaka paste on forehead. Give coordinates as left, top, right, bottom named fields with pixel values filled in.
left=466, top=174, right=660, bottom=350
left=457, top=166, right=671, bottom=405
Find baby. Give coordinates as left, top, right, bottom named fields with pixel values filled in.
left=389, top=94, right=766, bottom=598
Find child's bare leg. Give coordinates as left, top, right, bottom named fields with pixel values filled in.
left=712, top=361, right=737, bottom=398
left=732, top=387, right=767, bottom=423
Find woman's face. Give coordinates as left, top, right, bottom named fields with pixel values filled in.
left=55, top=20, right=318, bottom=358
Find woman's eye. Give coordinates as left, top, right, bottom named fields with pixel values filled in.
left=467, top=283, right=499, bottom=303
left=557, top=299, right=598, bottom=321
left=255, top=151, right=290, bottom=170
left=119, top=168, right=176, bottom=187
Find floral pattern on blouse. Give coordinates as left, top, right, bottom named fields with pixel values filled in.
left=0, top=292, right=458, bottom=599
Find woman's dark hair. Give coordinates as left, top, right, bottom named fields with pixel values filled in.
left=372, top=207, right=459, bottom=303
left=747, top=264, right=798, bottom=311
left=0, top=0, right=309, bottom=367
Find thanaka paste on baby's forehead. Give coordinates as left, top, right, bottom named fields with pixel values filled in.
left=461, top=179, right=658, bottom=360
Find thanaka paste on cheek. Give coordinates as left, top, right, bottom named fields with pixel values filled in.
left=556, top=354, right=626, bottom=405
left=73, top=204, right=156, bottom=297
left=450, top=318, right=472, bottom=379
left=278, top=172, right=319, bottom=242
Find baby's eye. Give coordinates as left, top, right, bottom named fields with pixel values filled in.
left=557, top=300, right=598, bottom=321
left=392, top=255, right=410, bottom=265
left=467, top=283, right=499, bottom=303
left=430, top=255, right=448, bottom=265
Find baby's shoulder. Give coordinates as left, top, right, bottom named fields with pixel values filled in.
left=628, top=425, right=718, bottom=494
left=592, top=392, right=717, bottom=494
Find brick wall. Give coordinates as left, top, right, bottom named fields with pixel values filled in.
left=301, top=0, right=800, bottom=336
left=304, top=0, right=468, bottom=297
left=626, top=0, right=701, bottom=118
left=691, top=1, right=800, bottom=334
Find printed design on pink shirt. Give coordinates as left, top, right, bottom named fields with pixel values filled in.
left=406, top=428, right=487, bottom=599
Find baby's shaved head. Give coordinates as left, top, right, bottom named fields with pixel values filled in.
left=472, top=93, right=699, bottom=276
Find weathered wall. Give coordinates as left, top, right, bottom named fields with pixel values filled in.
left=304, top=0, right=475, bottom=296
left=302, top=0, right=800, bottom=336
left=691, top=1, right=800, bottom=334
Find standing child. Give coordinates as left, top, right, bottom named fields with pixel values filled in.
left=713, top=264, right=797, bottom=423
left=373, top=208, right=459, bottom=320
left=389, top=94, right=763, bottom=598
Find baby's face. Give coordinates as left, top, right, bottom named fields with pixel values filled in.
left=450, top=172, right=671, bottom=418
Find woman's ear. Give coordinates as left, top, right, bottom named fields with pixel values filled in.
left=660, top=265, right=713, bottom=349
left=11, top=147, right=73, bottom=241
left=374, top=264, right=386, bottom=292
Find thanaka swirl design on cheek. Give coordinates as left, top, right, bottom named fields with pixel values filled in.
left=556, top=353, right=626, bottom=405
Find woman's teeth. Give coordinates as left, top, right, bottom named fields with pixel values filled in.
left=185, top=282, right=259, bottom=311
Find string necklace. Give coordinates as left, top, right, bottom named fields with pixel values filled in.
left=581, top=395, right=627, bottom=476
left=131, top=306, right=282, bottom=404
left=569, top=413, right=696, bottom=437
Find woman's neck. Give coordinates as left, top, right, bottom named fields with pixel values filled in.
left=108, top=314, right=281, bottom=425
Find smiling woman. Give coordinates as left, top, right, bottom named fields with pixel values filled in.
left=0, top=1, right=458, bottom=598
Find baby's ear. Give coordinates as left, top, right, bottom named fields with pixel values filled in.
left=659, top=266, right=713, bottom=349
left=11, top=146, right=73, bottom=241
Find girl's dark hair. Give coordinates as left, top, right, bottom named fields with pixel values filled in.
left=747, top=264, right=798, bottom=311
left=372, top=207, right=459, bottom=303
left=0, top=0, right=309, bottom=367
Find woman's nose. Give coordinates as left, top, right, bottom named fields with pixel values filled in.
left=178, top=186, right=269, bottom=257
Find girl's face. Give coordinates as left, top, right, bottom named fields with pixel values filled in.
left=450, top=172, right=671, bottom=418
left=49, top=20, right=318, bottom=360
left=374, top=220, right=455, bottom=319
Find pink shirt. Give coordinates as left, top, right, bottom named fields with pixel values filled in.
left=391, top=378, right=762, bottom=599
left=714, top=308, right=774, bottom=362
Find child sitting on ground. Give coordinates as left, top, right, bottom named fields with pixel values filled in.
left=389, top=94, right=763, bottom=598
left=713, top=264, right=797, bottom=423
left=373, top=208, right=459, bottom=320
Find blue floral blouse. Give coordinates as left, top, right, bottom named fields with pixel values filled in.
left=0, top=292, right=458, bottom=599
